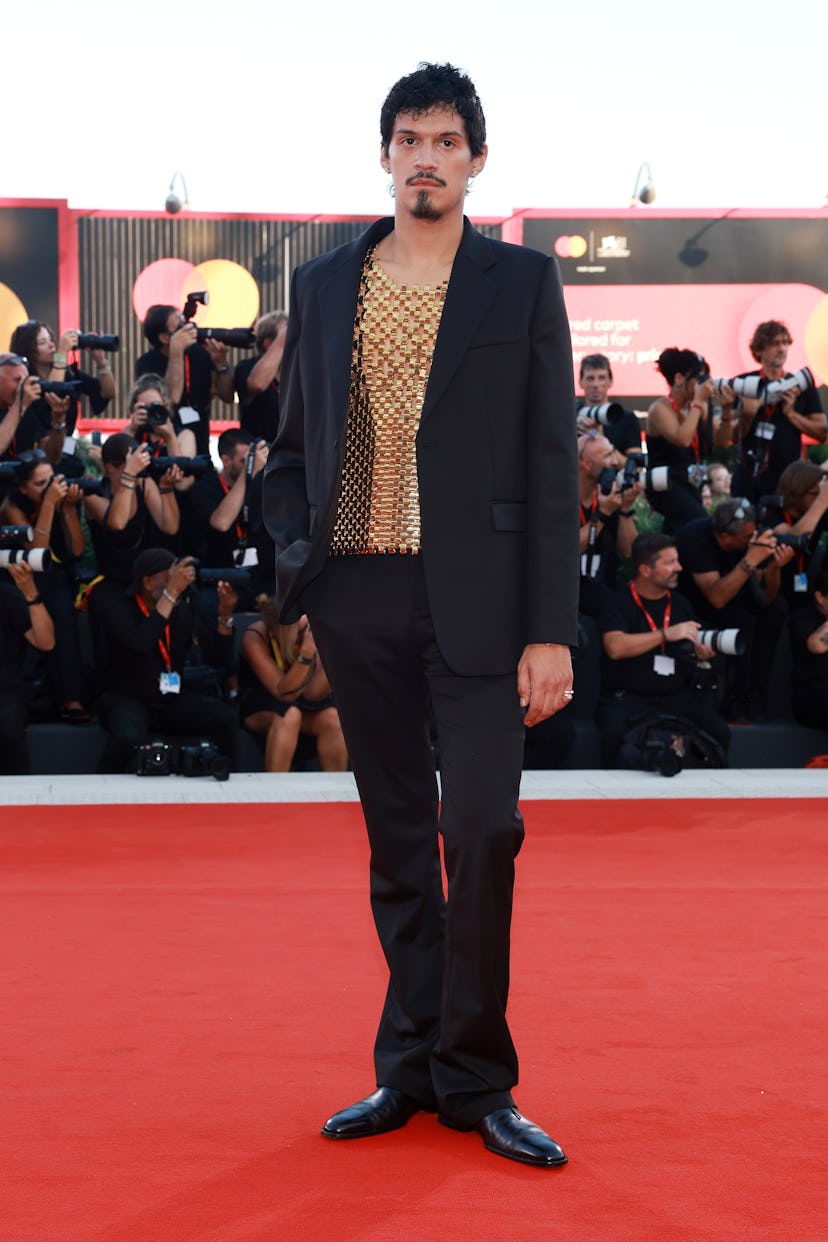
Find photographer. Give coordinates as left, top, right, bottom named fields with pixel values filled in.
left=123, top=374, right=198, bottom=463
left=677, top=498, right=794, bottom=719
left=763, top=461, right=828, bottom=611
left=188, top=428, right=273, bottom=608
left=93, top=549, right=239, bottom=773
left=239, top=595, right=347, bottom=772
left=729, top=320, right=826, bottom=500
left=8, top=320, right=116, bottom=469
left=0, top=451, right=88, bottom=720
left=234, top=311, right=287, bottom=444
left=0, top=560, right=55, bottom=774
left=576, top=353, right=642, bottom=463
left=136, top=305, right=234, bottom=456
left=789, top=564, right=828, bottom=729
left=577, top=431, right=639, bottom=619
left=84, top=434, right=182, bottom=595
left=646, top=348, right=713, bottom=532
left=0, top=354, right=42, bottom=464
left=599, top=533, right=730, bottom=767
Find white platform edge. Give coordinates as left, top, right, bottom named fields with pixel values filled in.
left=0, top=769, right=826, bottom=806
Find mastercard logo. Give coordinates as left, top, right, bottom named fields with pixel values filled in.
left=132, top=258, right=260, bottom=327
left=554, top=235, right=588, bottom=260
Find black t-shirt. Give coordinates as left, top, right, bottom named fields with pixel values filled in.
left=601, top=584, right=696, bottom=698
left=136, top=345, right=216, bottom=455
left=188, top=469, right=272, bottom=581
left=234, top=356, right=280, bottom=444
left=16, top=364, right=110, bottom=447
left=676, top=517, right=763, bottom=622
left=579, top=494, right=620, bottom=616
left=789, top=602, right=828, bottom=692
left=0, top=580, right=31, bottom=690
left=93, top=590, right=232, bottom=706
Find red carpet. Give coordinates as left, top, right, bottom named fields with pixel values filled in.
left=3, top=799, right=825, bottom=1241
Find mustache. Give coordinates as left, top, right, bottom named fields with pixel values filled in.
left=406, top=174, right=447, bottom=187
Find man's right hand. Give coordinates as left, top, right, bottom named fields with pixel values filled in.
left=19, top=376, right=41, bottom=412
left=166, top=557, right=197, bottom=599
left=745, top=528, right=778, bottom=567
left=169, top=322, right=198, bottom=355
left=250, top=440, right=269, bottom=476
left=664, top=619, right=700, bottom=644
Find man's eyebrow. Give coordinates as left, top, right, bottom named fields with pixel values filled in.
left=394, top=126, right=465, bottom=138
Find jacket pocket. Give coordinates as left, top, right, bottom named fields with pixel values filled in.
left=490, top=501, right=527, bottom=531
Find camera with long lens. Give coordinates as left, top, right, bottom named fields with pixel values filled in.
left=145, top=454, right=213, bottom=481
left=647, top=463, right=708, bottom=493
left=76, top=333, right=119, bottom=352
left=196, top=326, right=255, bottom=349
left=193, top=561, right=253, bottom=590
left=696, top=628, right=745, bottom=656
left=73, top=476, right=107, bottom=497
left=38, top=379, right=84, bottom=398
left=756, top=528, right=810, bottom=553
left=0, top=547, right=53, bottom=572
left=579, top=401, right=624, bottom=427
left=0, top=524, right=33, bottom=547
left=763, top=367, right=815, bottom=406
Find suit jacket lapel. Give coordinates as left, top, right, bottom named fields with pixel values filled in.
left=421, top=220, right=498, bottom=425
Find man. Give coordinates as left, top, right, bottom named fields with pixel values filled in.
left=599, top=532, right=730, bottom=767
left=577, top=430, right=638, bottom=619
left=728, top=320, right=826, bottom=500
left=234, top=311, right=288, bottom=443
left=93, top=549, right=239, bottom=773
left=136, top=305, right=235, bottom=456
left=677, top=498, right=793, bottom=718
left=0, top=354, right=46, bottom=464
left=188, top=428, right=273, bottom=607
left=576, top=353, right=642, bottom=463
left=264, top=63, right=579, bottom=1167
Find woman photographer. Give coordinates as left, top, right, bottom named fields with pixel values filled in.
left=0, top=450, right=89, bottom=720
left=646, top=348, right=714, bottom=532
left=239, top=595, right=347, bottom=772
left=9, top=320, right=115, bottom=460
left=123, top=374, right=197, bottom=463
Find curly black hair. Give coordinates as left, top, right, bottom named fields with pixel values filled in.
left=655, top=348, right=706, bottom=387
left=380, top=63, right=486, bottom=157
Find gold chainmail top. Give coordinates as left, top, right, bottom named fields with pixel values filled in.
left=329, top=246, right=448, bottom=554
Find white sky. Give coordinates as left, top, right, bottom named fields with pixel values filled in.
left=6, top=0, right=828, bottom=218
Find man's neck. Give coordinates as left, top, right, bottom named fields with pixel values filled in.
left=762, top=362, right=785, bottom=380
left=578, top=474, right=597, bottom=506
left=633, top=574, right=667, bottom=601
left=375, top=210, right=464, bottom=285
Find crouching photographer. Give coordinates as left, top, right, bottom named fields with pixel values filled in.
left=93, top=549, right=239, bottom=773
left=599, top=533, right=731, bottom=771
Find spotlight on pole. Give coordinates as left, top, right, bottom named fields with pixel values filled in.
left=631, top=162, right=656, bottom=206
left=165, top=171, right=190, bottom=214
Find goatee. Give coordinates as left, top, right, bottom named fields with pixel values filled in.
left=411, top=190, right=442, bottom=222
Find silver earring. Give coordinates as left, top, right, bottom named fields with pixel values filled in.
left=389, top=183, right=396, bottom=198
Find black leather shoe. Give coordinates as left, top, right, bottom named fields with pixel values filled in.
left=321, top=1087, right=421, bottom=1139
left=474, top=1107, right=567, bottom=1167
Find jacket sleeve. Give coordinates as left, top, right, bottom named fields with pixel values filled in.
left=262, top=266, right=311, bottom=556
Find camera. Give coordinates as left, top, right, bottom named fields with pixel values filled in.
left=579, top=401, right=624, bottom=427
left=145, top=454, right=213, bottom=481
left=0, top=547, right=53, bottom=572
left=76, top=333, right=119, bottom=352
left=769, top=530, right=810, bottom=553
left=0, top=524, right=34, bottom=547
left=763, top=367, right=816, bottom=406
left=194, top=562, right=253, bottom=589
left=196, top=327, right=256, bottom=349
left=132, top=740, right=172, bottom=775
left=647, top=463, right=707, bottom=493
left=143, top=402, right=170, bottom=427
left=178, top=741, right=230, bottom=782
left=73, top=476, right=107, bottom=498
left=38, top=379, right=84, bottom=398
left=696, top=628, right=745, bottom=656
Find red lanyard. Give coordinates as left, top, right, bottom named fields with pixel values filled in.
left=669, top=396, right=699, bottom=461
left=219, top=474, right=246, bottom=541
left=579, top=493, right=598, bottom=526
left=183, top=354, right=191, bottom=397
left=629, top=581, right=671, bottom=650
left=135, top=595, right=172, bottom=671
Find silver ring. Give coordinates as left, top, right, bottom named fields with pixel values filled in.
left=563, top=689, right=574, bottom=701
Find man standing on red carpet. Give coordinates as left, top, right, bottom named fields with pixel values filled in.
left=263, top=62, right=579, bottom=1167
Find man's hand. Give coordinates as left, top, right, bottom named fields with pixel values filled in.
left=216, top=580, right=238, bottom=618
left=203, top=338, right=229, bottom=370
left=779, top=387, right=801, bottom=422
left=250, top=440, right=269, bottom=477
left=7, top=560, right=38, bottom=599
left=597, top=481, right=623, bottom=517
left=169, top=322, right=197, bottom=355
left=664, top=619, right=700, bottom=643
left=517, top=642, right=573, bottom=727
left=745, top=528, right=778, bottom=567
left=166, top=556, right=197, bottom=599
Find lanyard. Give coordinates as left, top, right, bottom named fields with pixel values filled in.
left=268, top=632, right=286, bottom=672
left=219, top=473, right=247, bottom=544
left=135, top=594, right=172, bottom=671
left=669, top=396, right=699, bottom=461
left=628, top=581, right=671, bottom=650
left=579, top=492, right=601, bottom=578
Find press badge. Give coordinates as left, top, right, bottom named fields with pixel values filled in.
left=178, top=406, right=200, bottom=425
left=234, top=547, right=259, bottom=567
left=580, top=552, right=601, bottom=578
left=653, top=654, right=675, bottom=676
left=159, top=671, right=181, bottom=695
left=62, top=436, right=77, bottom=456
left=794, top=572, right=808, bottom=593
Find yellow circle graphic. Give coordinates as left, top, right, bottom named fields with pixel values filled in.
left=183, top=261, right=260, bottom=329
left=569, top=235, right=588, bottom=259
left=804, top=293, right=828, bottom=385
left=0, top=283, right=29, bottom=355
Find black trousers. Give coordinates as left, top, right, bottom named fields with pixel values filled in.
left=96, top=690, right=239, bottom=774
left=303, top=555, right=527, bottom=1128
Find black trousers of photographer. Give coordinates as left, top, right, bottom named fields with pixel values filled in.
left=96, top=691, right=239, bottom=773
left=598, top=688, right=731, bottom=768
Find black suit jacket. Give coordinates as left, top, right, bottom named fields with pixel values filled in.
left=263, top=217, right=579, bottom=676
